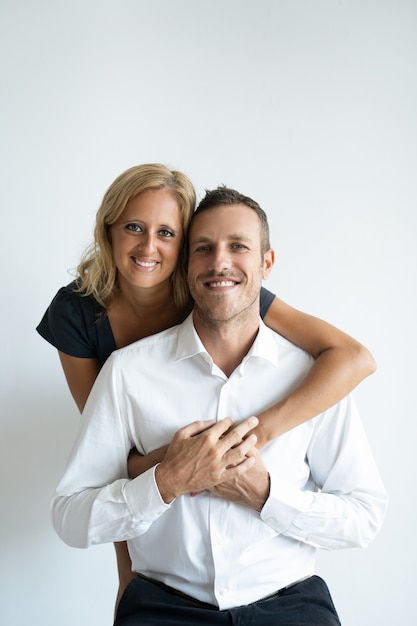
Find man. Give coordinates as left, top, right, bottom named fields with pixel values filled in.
left=53, top=187, right=387, bottom=625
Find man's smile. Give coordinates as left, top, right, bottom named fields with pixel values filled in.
left=204, top=279, right=238, bottom=288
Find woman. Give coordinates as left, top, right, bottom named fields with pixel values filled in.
left=37, top=163, right=376, bottom=608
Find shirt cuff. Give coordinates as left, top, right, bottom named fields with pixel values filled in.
left=123, top=465, right=172, bottom=523
left=260, top=473, right=312, bottom=534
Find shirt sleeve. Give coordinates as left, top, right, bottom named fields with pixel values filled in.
left=52, top=353, right=171, bottom=548
left=36, top=283, right=99, bottom=358
left=260, top=287, right=275, bottom=319
left=260, top=395, right=388, bottom=549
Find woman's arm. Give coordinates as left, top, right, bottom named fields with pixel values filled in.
left=127, top=446, right=168, bottom=478
left=114, top=541, right=137, bottom=612
left=256, top=297, right=376, bottom=448
left=58, top=352, right=100, bottom=412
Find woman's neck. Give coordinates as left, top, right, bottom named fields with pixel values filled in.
left=118, top=278, right=175, bottom=316
left=108, top=279, right=189, bottom=348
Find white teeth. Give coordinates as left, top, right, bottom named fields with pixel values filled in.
left=208, top=280, right=235, bottom=287
left=134, top=259, right=157, bottom=267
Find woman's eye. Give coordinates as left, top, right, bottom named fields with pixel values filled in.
left=125, top=223, right=142, bottom=233
left=159, top=229, right=174, bottom=238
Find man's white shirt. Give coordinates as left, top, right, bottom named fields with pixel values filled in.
left=53, top=314, right=387, bottom=610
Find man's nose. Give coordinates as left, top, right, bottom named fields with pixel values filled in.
left=209, top=246, right=231, bottom=272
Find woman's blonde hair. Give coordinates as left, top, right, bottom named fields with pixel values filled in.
left=76, top=164, right=196, bottom=309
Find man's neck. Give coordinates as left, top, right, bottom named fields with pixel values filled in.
left=192, top=308, right=260, bottom=377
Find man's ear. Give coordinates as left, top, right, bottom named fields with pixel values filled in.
left=262, top=249, right=275, bottom=280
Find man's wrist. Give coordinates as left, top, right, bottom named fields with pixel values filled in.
left=258, top=473, right=271, bottom=512
left=154, top=462, right=178, bottom=504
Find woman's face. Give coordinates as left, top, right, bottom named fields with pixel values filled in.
left=110, top=188, right=184, bottom=293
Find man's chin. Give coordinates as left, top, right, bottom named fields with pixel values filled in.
left=196, top=303, right=249, bottom=325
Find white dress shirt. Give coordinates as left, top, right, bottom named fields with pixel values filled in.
left=53, top=313, right=388, bottom=610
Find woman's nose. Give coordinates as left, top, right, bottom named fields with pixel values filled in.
left=139, top=232, right=156, bottom=253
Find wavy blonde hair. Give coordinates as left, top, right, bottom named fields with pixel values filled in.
left=76, top=164, right=196, bottom=309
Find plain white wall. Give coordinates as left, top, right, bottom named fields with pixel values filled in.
left=1, top=1, right=416, bottom=624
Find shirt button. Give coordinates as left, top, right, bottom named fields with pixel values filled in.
left=219, top=588, right=228, bottom=596
left=265, top=517, right=274, bottom=524
left=217, top=537, right=225, bottom=546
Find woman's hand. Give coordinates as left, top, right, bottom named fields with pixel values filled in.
left=127, top=446, right=169, bottom=479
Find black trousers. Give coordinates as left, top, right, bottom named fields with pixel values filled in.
left=114, top=574, right=341, bottom=625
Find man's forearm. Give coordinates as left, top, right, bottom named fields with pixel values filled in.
left=53, top=468, right=169, bottom=548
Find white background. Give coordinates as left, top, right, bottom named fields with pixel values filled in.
left=1, top=1, right=416, bottom=625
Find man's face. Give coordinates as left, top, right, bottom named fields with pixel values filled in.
left=187, top=203, right=274, bottom=325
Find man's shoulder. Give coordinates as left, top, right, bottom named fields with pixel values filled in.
left=109, top=314, right=194, bottom=366
left=260, top=320, right=313, bottom=359
left=116, top=324, right=182, bottom=359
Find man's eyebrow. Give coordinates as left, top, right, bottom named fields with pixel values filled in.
left=227, top=233, right=253, bottom=243
left=189, top=235, right=211, bottom=245
left=190, top=233, right=253, bottom=245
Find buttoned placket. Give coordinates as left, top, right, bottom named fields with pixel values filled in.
left=208, top=367, right=245, bottom=607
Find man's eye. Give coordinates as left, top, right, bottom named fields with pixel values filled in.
left=125, top=223, right=142, bottom=233
left=232, top=243, right=246, bottom=250
left=196, top=245, right=210, bottom=252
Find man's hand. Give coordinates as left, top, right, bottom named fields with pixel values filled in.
left=155, top=416, right=259, bottom=503
left=208, top=447, right=270, bottom=512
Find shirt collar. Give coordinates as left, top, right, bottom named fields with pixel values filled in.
left=174, top=313, right=208, bottom=361
left=174, top=312, right=279, bottom=369
left=243, top=318, right=279, bottom=368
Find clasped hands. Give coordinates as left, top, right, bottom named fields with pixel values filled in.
left=153, top=416, right=270, bottom=512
